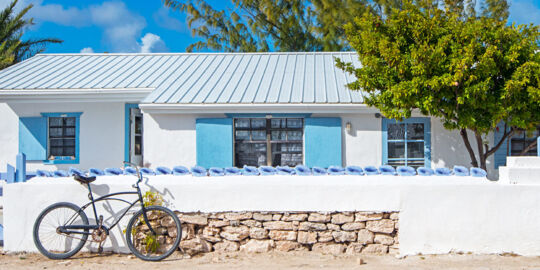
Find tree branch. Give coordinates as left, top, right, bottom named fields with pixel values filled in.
left=460, top=128, right=479, bottom=167
left=519, top=138, right=538, bottom=156
left=485, top=127, right=516, bottom=157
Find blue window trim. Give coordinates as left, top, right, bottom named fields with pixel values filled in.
left=124, top=104, right=139, bottom=163
left=382, top=117, right=431, bottom=168
left=225, top=113, right=312, bottom=118
left=41, top=112, right=82, bottom=164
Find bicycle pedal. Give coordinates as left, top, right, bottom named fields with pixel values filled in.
left=97, top=246, right=103, bottom=254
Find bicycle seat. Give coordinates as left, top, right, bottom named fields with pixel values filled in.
left=74, top=174, right=96, bottom=184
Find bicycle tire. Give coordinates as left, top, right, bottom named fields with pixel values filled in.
left=125, top=206, right=182, bottom=261
left=33, top=202, right=89, bottom=259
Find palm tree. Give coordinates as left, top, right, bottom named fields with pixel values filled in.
left=0, top=0, right=62, bottom=69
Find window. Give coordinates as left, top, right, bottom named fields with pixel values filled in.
left=234, top=118, right=303, bottom=167
left=42, top=112, right=81, bottom=164
left=383, top=118, right=430, bottom=168
left=510, top=126, right=539, bottom=156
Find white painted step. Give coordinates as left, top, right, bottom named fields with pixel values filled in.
left=506, top=157, right=540, bottom=168
left=499, top=166, right=540, bottom=184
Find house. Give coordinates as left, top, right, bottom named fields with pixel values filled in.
left=0, top=52, right=522, bottom=177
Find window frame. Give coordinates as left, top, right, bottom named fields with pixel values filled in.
left=382, top=117, right=431, bottom=168
left=232, top=116, right=305, bottom=167
left=41, top=112, right=82, bottom=164
left=509, top=125, right=540, bottom=157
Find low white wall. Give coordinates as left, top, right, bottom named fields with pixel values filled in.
left=0, top=102, right=125, bottom=171
left=7, top=175, right=540, bottom=256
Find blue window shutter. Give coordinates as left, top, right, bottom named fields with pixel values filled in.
left=494, top=121, right=509, bottom=168
left=19, top=117, right=47, bottom=160
left=196, top=118, right=233, bottom=168
left=305, top=117, right=342, bottom=168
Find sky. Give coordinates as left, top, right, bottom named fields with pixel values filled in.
left=1, top=0, right=540, bottom=54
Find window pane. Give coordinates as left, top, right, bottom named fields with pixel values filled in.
left=407, top=123, right=424, bottom=140
left=49, top=128, right=63, bottom=137
left=251, top=130, right=266, bottom=140
left=287, top=119, right=302, bottom=128
left=64, top=127, right=75, bottom=137
left=251, top=119, right=266, bottom=129
left=64, top=117, right=76, bottom=127
left=271, top=131, right=286, bottom=140
left=235, top=130, right=249, bottom=140
left=135, top=116, right=142, bottom=134
left=50, top=139, right=63, bottom=147
left=388, top=142, right=405, bottom=159
left=135, top=136, right=142, bottom=155
left=271, top=119, right=285, bottom=128
left=49, top=117, right=62, bottom=126
left=64, top=147, right=75, bottom=156
left=287, top=131, right=302, bottom=141
left=235, top=119, right=250, bottom=128
left=50, top=147, right=63, bottom=156
left=63, top=139, right=75, bottom=147
left=388, top=124, right=405, bottom=140
left=407, top=142, right=424, bottom=158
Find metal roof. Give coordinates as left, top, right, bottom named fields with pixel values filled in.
left=0, top=52, right=364, bottom=104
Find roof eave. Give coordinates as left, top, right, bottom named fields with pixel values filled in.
left=139, top=103, right=376, bottom=114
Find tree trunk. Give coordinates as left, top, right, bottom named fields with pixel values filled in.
left=475, top=132, right=487, bottom=170
left=460, top=129, right=479, bottom=168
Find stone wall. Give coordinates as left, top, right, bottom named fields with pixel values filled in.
left=176, top=211, right=399, bottom=255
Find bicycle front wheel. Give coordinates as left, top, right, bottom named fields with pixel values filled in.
left=125, top=206, right=182, bottom=261
left=33, top=202, right=89, bottom=259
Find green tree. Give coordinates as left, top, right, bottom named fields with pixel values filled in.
left=0, top=0, right=62, bottom=69
left=164, top=0, right=372, bottom=52
left=337, top=0, right=540, bottom=171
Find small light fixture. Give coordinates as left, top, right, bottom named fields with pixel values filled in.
left=346, top=122, right=352, bottom=133
left=374, top=113, right=382, bottom=118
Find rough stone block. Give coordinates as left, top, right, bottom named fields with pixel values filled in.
left=213, top=240, right=239, bottom=252
left=253, top=213, right=273, bottom=221
left=331, top=213, right=354, bottom=224
left=299, top=222, right=327, bottom=231
left=366, top=219, right=395, bottom=234
left=179, top=213, right=208, bottom=225
left=263, top=221, right=293, bottom=230
left=311, top=243, right=346, bottom=255
left=297, top=231, right=317, bottom=244
left=240, top=239, right=274, bottom=253
left=282, top=213, right=308, bottom=221
left=357, top=229, right=374, bottom=245
left=374, top=234, right=394, bottom=245
left=355, top=212, right=384, bottom=222
left=332, top=231, right=357, bottom=242
left=345, top=243, right=364, bottom=254
left=275, top=241, right=302, bottom=252
left=308, top=213, right=331, bottom=223
left=220, top=226, right=249, bottom=241
left=269, top=230, right=297, bottom=241
left=249, top=227, right=269, bottom=239
left=341, top=222, right=365, bottom=231
left=317, top=231, right=333, bottom=242
left=225, top=212, right=253, bottom=221
left=362, top=244, right=388, bottom=254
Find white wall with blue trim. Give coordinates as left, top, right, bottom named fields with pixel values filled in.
left=0, top=100, right=498, bottom=178
left=0, top=102, right=125, bottom=171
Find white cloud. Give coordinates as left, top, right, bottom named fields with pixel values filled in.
left=153, top=6, right=187, bottom=32
left=89, top=1, right=147, bottom=53
left=80, top=47, right=94, bottom=53
left=139, top=33, right=168, bottom=53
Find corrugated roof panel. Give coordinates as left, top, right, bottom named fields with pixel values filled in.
left=324, top=54, right=340, bottom=103
left=92, top=55, right=147, bottom=88
left=39, top=56, right=102, bottom=89
left=290, top=54, right=306, bottom=103
left=108, top=55, right=156, bottom=87
left=53, top=56, right=113, bottom=88
left=176, top=54, right=225, bottom=103
left=0, top=55, right=67, bottom=88
left=0, top=52, right=366, bottom=104
left=201, top=54, right=244, bottom=103
left=65, top=55, right=127, bottom=89
left=14, top=56, right=84, bottom=89
left=157, top=54, right=212, bottom=103
left=216, top=54, right=256, bottom=103
left=238, top=55, right=267, bottom=103
left=253, top=55, right=279, bottom=103
left=229, top=54, right=263, bottom=103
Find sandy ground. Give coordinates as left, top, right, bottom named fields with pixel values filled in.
left=1, top=249, right=540, bottom=270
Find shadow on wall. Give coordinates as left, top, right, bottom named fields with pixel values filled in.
left=75, top=180, right=175, bottom=253
left=151, top=114, right=224, bottom=131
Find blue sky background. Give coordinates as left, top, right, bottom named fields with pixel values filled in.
left=1, top=0, right=540, bottom=54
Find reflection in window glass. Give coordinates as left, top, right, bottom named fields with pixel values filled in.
left=48, top=117, right=76, bottom=158
left=234, top=118, right=303, bottom=167
left=386, top=121, right=426, bottom=168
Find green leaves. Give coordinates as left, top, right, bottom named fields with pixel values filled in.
left=339, top=0, right=539, bottom=169
left=0, top=0, right=62, bottom=70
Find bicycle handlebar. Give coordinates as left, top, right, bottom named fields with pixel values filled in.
left=123, top=161, right=143, bottom=184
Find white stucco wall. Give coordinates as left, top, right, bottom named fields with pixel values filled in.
left=142, top=111, right=496, bottom=176
left=6, top=175, right=540, bottom=256
left=0, top=102, right=125, bottom=171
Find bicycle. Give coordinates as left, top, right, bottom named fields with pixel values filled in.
left=32, top=162, right=182, bottom=261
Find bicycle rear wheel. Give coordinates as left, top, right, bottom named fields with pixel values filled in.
left=33, top=202, right=89, bottom=259
left=125, top=206, right=182, bottom=261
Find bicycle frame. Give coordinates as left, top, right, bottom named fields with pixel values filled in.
left=58, top=163, right=157, bottom=236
